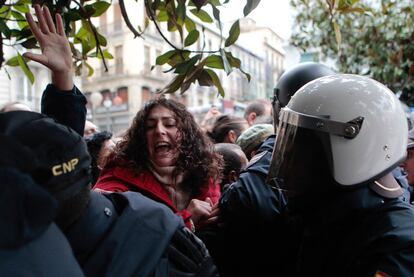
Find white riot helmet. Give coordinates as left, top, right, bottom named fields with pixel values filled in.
left=268, top=74, right=407, bottom=202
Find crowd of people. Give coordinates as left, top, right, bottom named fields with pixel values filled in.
left=2, top=5, right=414, bottom=277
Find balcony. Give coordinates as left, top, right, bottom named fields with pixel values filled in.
left=99, top=22, right=124, bottom=37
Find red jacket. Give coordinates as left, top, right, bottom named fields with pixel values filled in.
left=93, top=165, right=221, bottom=230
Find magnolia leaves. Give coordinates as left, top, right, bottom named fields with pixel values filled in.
left=150, top=0, right=260, bottom=97
left=156, top=49, right=250, bottom=97
left=2, top=0, right=262, bottom=98
left=1, top=0, right=111, bottom=82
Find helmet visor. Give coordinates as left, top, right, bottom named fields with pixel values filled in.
left=267, top=119, right=329, bottom=198
left=267, top=107, right=362, bottom=198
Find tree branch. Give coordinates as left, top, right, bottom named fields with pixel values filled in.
left=0, top=35, right=4, bottom=69
left=119, top=0, right=143, bottom=38
left=144, top=0, right=220, bottom=54
left=72, top=0, right=108, bottom=72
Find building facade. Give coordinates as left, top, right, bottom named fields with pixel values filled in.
left=81, top=0, right=285, bottom=134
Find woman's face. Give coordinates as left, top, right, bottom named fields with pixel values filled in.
left=145, top=105, right=180, bottom=167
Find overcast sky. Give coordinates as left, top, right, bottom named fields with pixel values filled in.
left=220, top=0, right=293, bottom=39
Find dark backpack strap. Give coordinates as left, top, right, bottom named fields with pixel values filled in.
left=165, top=227, right=219, bottom=277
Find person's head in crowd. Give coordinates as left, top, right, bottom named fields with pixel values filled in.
left=273, top=62, right=335, bottom=128
left=0, top=111, right=92, bottom=231
left=401, top=129, right=414, bottom=186
left=236, top=123, right=274, bottom=159
left=214, top=143, right=248, bottom=191
left=84, top=120, right=99, bottom=137
left=268, top=74, right=407, bottom=213
left=115, top=97, right=221, bottom=195
left=0, top=101, right=32, bottom=113
left=244, top=99, right=272, bottom=126
left=86, top=131, right=115, bottom=185
left=200, top=105, right=222, bottom=133
left=208, top=114, right=248, bottom=144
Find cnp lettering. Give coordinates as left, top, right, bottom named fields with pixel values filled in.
left=52, top=158, right=79, bottom=176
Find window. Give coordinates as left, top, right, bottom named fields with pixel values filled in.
left=116, top=86, right=129, bottom=105
left=155, top=49, right=162, bottom=74
left=16, top=75, right=34, bottom=102
left=144, top=45, right=151, bottom=69
left=114, top=2, right=122, bottom=30
left=141, top=86, right=152, bottom=103
left=99, top=12, right=107, bottom=33
left=115, top=45, right=123, bottom=74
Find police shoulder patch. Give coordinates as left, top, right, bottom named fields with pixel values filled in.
left=246, top=151, right=267, bottom=168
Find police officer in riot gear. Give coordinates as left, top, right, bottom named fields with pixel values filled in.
left=268, top=74, right=414, bottom=276
left=199, top=63, right=336, bottom=276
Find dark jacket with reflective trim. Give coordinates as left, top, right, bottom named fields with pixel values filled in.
left=295, top=185, right=414, bottom=277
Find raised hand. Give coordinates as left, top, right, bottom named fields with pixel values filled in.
left=24, top=5, right=73, bottom=91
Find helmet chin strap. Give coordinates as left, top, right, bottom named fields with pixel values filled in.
left=369, top=173, right=403, bottom=199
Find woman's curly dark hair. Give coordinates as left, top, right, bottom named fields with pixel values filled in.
left=114, top=97, right=222, bottom=195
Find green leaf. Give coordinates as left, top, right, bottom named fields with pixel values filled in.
left=15, top=26, right=32, bottom=41
left=17, top=53, right=34, bottom=84
left=197, top=70, right=214, bottom=86
left=225, top=52, right=241, bottom=67
left=157, top=10, right=169, bottom=22
left=211, top=4, right=220, bottom=21
left=239, top=67, right=251, bottom=82
left=11, top=11, right=27, bottom=29
left=243, top=0, right=261, bottom=16
left=159, top=74, right=186, bottom=94
left=91, top=1, right=111, bottom=17
left=220, top=49, right=232, bottom=75
left=13, top=4, right=30, bottom=13
left=225, top=20, right=240, bottom=47
left=204, top=55, right=224, bottom=69
left=209, top=0, right=221, bottom=6
left=0, top=19, right=11, bottom=38
left=190, top=8, right=213, bottom=23
left=97, top=32, right=107, bottom=47
left=205, top=69, right=225, bottom=97
left=0, top=6, right=9, bottom=14
left=6, top=56, right=19, bottom=67
left=184, top=18, right=196, bottom=32
left=167, top=51, right=191, bottom=67
left=88, top=49, right=114, bottom=59
left=176, top=2, right=186, bottom=25
left=174, top=54, right=201, bottom=74
left=156, top=50, right=177, bottom=65
left=84, top=62, right=94, bottom=77
left=184, top=29, right=200, bottom=46
left=21, top=37, right=37, bottom=49
left=333, top=21, right=342, bottom=52
left=64, top=9, right=82, bottom=21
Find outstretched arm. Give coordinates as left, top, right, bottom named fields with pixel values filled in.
left=25, top=5, right=86, bottom=136
left=25, top=5, right=73, bottom=91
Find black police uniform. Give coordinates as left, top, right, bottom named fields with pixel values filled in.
left=0, top=167, right=84, bottom=276
left=295, top=185, right=414, bottom=277
left=200, top=135, right=299, bottom=276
